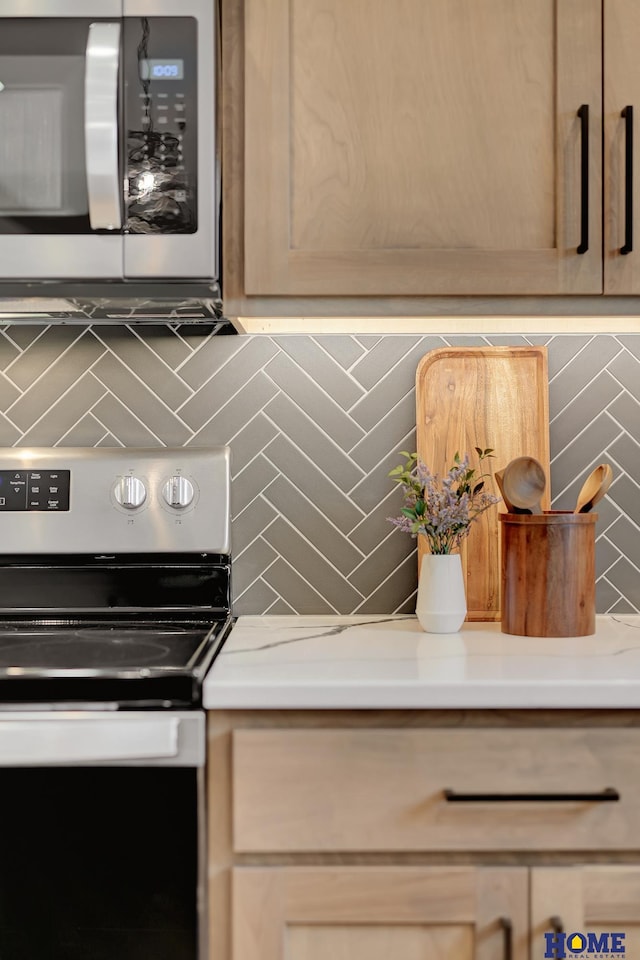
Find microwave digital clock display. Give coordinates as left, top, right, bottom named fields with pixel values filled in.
left=140, top=58, right=185, bottom=80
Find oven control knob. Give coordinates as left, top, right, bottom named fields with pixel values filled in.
left=114, top=475, right=147, bottom=509
left=162, top=475, right=194, bottom=508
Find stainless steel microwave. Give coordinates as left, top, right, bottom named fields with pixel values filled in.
left=0, top=0, right=216, bottom=282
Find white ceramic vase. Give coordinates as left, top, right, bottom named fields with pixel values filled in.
left=416, top=553, right=467, bottom=633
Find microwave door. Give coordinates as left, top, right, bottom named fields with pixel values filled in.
left=123, top=0, right=216, bottom=280
left=0, top=6, right=123, bottom=280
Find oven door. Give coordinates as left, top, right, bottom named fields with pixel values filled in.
left=0, top=0, right=216, bottom=282
left=0, top=711, right=207, bottom=960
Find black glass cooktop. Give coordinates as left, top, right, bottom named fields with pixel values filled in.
left=0, top=617, right=233, bottom=708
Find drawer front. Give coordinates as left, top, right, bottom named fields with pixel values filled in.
left=232, top=728, right=639, bottom=852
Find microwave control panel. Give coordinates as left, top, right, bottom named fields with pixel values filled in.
left=124, top=17, right=198, bottom=235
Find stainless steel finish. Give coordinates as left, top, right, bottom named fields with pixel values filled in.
left=0, top=1, right=121, bottom=15
left=114, top=474, right=147, bottom=509
left=124, top=0, right=217, bottom=279
left=0, top=446, right=231, bottom=554
left=0, top=711, right=204, bottom=766
left=163, top=475, right=195, bottom=508
left=0, top=294, right=225, bottom=323
left=85, top=22, right=122, bottom=231
left=0, top=236, right=123, bottom=280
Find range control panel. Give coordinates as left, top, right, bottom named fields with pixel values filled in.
left=0, top=448, right=231, bottom=555
left=0, top=470, right=70, bottom=512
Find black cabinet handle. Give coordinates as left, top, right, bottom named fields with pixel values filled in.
left=621, top=106, right=634, bottom=255
left=577, top=104, right=589, bottom=254
left=444, top=787, right=619, bottom=803
left=550, top=917, right=564, bottom=934
left=500, top=917, right=513, bottom=960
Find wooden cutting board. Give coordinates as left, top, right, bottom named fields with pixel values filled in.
left=416, top=346, right=550, bottom=621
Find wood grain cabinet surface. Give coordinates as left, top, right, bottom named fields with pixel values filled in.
left=223, top=0, right=640, bottom=305
left=207, top=713, right=640, bottom=960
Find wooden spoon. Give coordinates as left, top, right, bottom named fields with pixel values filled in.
left=494, top=468, right=530, bottom=514
left=574, top=463, right=614, bottom=513
left=502, top=456, right=547, bottom=514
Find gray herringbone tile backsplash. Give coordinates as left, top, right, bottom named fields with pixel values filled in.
left=1, top=326, right=638, bottom=616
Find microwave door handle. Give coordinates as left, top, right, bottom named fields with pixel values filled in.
left=84, top=21, right=122, bottom=231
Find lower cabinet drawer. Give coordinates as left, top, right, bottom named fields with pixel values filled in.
left=232, top=728, right=639, bottom=852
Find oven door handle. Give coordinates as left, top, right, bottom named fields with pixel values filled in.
left=0, top=717, right=183, bottom=766
left=85, top=21, right=123, bottom=231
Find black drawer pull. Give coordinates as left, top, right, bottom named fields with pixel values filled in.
left=621, top=105, right=634, bottom=255
left=577, top=104, right=589, bottom=254
left=444, top=787, right=619, bottom=803
left=500, top=918, right=513, bottom=960
left=550, top=916, right=564, bottom=934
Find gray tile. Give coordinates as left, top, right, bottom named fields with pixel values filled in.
left=350, top=336, right=422, bottom=390
left=617, top=336, right=640, bottom=362
left=607, top=557, right=640, bottom=609
left=262, top=558, right=336, bottom=614
left=275, top=337, right=365, bottom=409
left=523, top=335, right=553, bottom=345
left=91, top=394, right=162, bottom=447
left=263, top=475, right=364, bottom=576
left=609, top=597, right=638, bottom=614
left=444, top=335, right=489, bottom=347
left=232, top=454, right=279, bottom=518
left=355, top=335, right=382, bottom=348
left=595, top=535, right=622, bottom=578
left=189, top=371, right=278, bottom=446
left=596, top=577, right=622, bottom=613
left=483, top=335, right=530, bottom=346
left=180, top=336, right=279, bottom=392
left=349, top=486, right=406, bottom=554
left=605, top=517, right=640, bottom=568
left=0, top=373, right=20, bottom=410
left=588, top=495, right=621, bottom=533
left=349, top=391, right=415, bottom=471
left=59, top=413, right=109, bottom=447
left=93, top=326, right=191, bottom=409
left=549, top=371, right=622, bottom=459
left=546, top=335, right=593, bottom=380
left=264, top=517, right=364, bottom=609
left=550, top=412, right=621, bottom=498
left=607, top=391, right=640, bottom=437
left=354, top=552, right=417, bottom=614
left=231, top=537, right=278, bottom=598
left=233, top=578, right=279, bottom=614
left=608, top=349, right=640, bottom=404
left=349, top=341, right=427, bottom=430
left=549, top=337, right=622, bottom=414
left=262, top=596, right=296, bottom=615
left=0, top=334, right=20, bottom=371
left=6, top=332, right=104, bottom=432
left=92, top=354, right=191, bottom=445
left=20, top=373, right=106, bottom=446
left=131, top=325, right=193, bottom=367
left=226, top=414, right=279, bottom=475
left=348, top=529, right=416, bottom=594
left=232, top=496, right=277, bottom=557
left=263, top=434, right=364, bottom=531
left=312, top=336, right=365, bottom=369
left=96, top=433, right=122, bottom=447
left=263, top=393, right=364, bottom=490
left=4, top=324, right=46, bottom=350
left=5, top=326, right=87, bottom=390
left=608, top=473, right=640, bottom=527
left=609, top=434, right=640, bottom=480
left=0, top=413, right=21, bottom=445
left=263, top=352, right=364, bottom=451
left=349, top=437, right=416, bottom=513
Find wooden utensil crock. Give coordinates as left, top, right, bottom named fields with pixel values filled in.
left=499, top=511, right=596, bottom=637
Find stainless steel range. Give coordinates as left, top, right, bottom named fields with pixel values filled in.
left=0, top=446, right=232, bottom=960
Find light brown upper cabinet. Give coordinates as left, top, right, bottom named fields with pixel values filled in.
left=605, top=0, right=640, bottom=292
left=243, top=0, right=603, bottom=296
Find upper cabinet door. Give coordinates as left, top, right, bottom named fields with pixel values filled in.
left=244, top=0, right=602, bottom=296
left=605, top=0, right=640, bottom=292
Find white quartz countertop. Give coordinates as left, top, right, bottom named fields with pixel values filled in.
left=202, top=614, right=640, bottom=710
